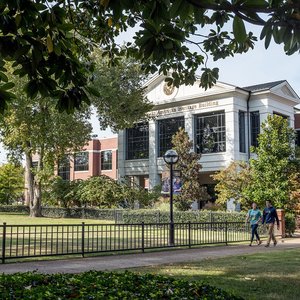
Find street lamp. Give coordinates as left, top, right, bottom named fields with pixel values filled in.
left=163, top=149, right=179, bottom=246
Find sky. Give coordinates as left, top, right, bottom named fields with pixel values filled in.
left=1, top=21, right=300, bottom=164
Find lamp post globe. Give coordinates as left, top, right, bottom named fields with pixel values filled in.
left=163, top=149, right=179, bottom=164
left=163, top=149, right=179, bottom=246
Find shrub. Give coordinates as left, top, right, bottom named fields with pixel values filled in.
left=43, top=177, right=83, bottom=208
left=43, top=176, right=161, bottom=209
left=0, top=205, right=123, bottom=221
left=0, top=271, right=243, bottom=300
left=0, top=205, right=29, bottom=214
left=285, top=212, right=296, bottom=237
left=120, top=209, right=246, bottom=224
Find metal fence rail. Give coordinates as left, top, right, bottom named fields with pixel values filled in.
left=0, top=221, right=255, bottom=263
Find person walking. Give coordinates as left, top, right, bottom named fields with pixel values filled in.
left=246, top=202, right=262, bottom=246
left=262, top=200, right=280, bottom=247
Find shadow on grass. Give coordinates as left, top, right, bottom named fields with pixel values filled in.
left=130, top=249, right=300, bottom=300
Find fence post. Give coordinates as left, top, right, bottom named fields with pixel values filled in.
left=188, top=221, right=191, bottom=249
left=141, top=222, right=145, bottom=253
left=81, top=222, right=85, bottom=258
left=225, top=221, right=228, bottom=246
left=2, top=222, right=6, bottom=264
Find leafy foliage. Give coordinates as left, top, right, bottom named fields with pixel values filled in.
left=213, top=161, right=252, bottom=208
left=0, top=163, right=24, bottom=204
left=0, top=65, right=93, bottom=216
left=171, top=128, right=209, bottom=210
left=285, top=212, right=296, bottom=237
left=43, top=175, right=161, bottom=209
left=76, top=176, right=123, bottom=208
left=1, top=1, right=300, bottom=111
left=248, top=115, right=298, bottom=210
left=0, top=271, right=243, bottom=300
left=0, top=204, right=121, bottom=220
left=42, top=177, right=83, bottom=208
left=91, top=51, right=153, bottom=131
left=213, top=115, right=300, bottom=211
left=121, top=209, right=246, bottom=224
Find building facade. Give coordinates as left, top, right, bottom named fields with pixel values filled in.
left=118, top=74, right=300, bottom=190
left=55, top=137, right=118, bottom=181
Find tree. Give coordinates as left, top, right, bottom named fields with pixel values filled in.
left=171, top=128, right=209, bottom=210
left=42, top=177, right=83, bottom=208
left=76, top=176, right=122, bottom=208
left=0, top=163, right=24, bottom=204
left=91, top=51, right=153, bottom=131
left=1, top=1, right=300, bottom=112
left=248, top=115, right=297, bottom=209
left=0, top=70, right=93, bottom=217
left=213, top=161, right=252, bottom=208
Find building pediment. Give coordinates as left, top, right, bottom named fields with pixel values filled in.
left=144, top=74, right=237, bottom=106
left=270, top=81, right=300, bottom=104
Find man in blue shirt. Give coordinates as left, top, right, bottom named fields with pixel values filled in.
left=262, top=200, right=280, bottom=247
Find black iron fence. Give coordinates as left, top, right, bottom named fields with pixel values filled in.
left=1, top=221, right=256, bottom=263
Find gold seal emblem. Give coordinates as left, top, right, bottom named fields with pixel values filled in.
left=163, top=82, right=175, bottom=95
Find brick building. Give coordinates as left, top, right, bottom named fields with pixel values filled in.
left=55, top=137, right=118, bottom=181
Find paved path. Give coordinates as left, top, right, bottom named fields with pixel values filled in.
left=1, top=238, right=299, bottom=274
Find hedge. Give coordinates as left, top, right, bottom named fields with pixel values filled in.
left=0, top=205, right=29, bottom=214
left=0, top=271, right=243, bottom=300
left=0, top=205, right=247, bottom=223
left=0, top=205, right=124, bottom=221
left=120, top=209, right=246, bottom=224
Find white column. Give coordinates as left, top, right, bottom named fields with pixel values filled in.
left=148, top=120, right=160, bottom=189
left=117, top=130, right=126, bottom=181
left=225, top=105, right=237, bottom=164
left=184, top=112, right=193, bottom=141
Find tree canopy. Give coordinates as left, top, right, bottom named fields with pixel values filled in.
left=0, top=162, right=24, bottom=204
left=1, top=0, right=300, bottom=112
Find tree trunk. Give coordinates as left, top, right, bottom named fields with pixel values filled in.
left=25, top=152, right=43, bottom=217
left=30, top=181, right=43, bottom=217
left=24, top=165, right=31, bottom=206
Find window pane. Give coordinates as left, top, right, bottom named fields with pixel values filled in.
left=239, top=111, right=246, bottom=153
left=58, top=155, right=70, bottom=180
left=74, top=152, right=89, bottom=171
left=126, top=122, right=149, bottom=160
left=195, top=110, right=226, bottom=154
left=296, top=130, right=300, bottom=147
left=101, top=150, right=113, bottom=170
left=158, top=117, right=185, bottom=157
left=250, top=111, right=260, bottom=147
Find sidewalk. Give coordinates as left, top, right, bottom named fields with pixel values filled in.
left=1, top=238, right=299, bottom=275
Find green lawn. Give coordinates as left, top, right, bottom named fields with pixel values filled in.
left=0, top=212, right=114, bottom=225
left=130, top=248, right=300, bottom=300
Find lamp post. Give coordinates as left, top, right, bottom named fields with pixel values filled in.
left=163, top=149, right=179, bottom=246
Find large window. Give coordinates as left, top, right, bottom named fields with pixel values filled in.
left=239, top=111, right=246, bottom=153
left=101, top=150, right=112, bottom=170
left=195, top=110, right=226, bottom=154
left=126, top=122, right=149, bottom=160
left=296, top=130, right=300, bottom=147
left=158, top=116, right=184, bottom=157
left=74, top=152, right=89, bottom=171
left=273, top=112, right=288, bottom=120
left=58, top=156, right=70, bottom=180
left=250, top=111, right=260, bottom=147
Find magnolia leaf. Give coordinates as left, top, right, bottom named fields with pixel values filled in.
left=233, top=16, right=247, bottom=43
left=47, top=35, right=54, bottom=53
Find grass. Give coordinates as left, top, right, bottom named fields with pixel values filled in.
left=130, top=248, right=300, bottom=300
left=0, top=212, right=114, bottom=225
